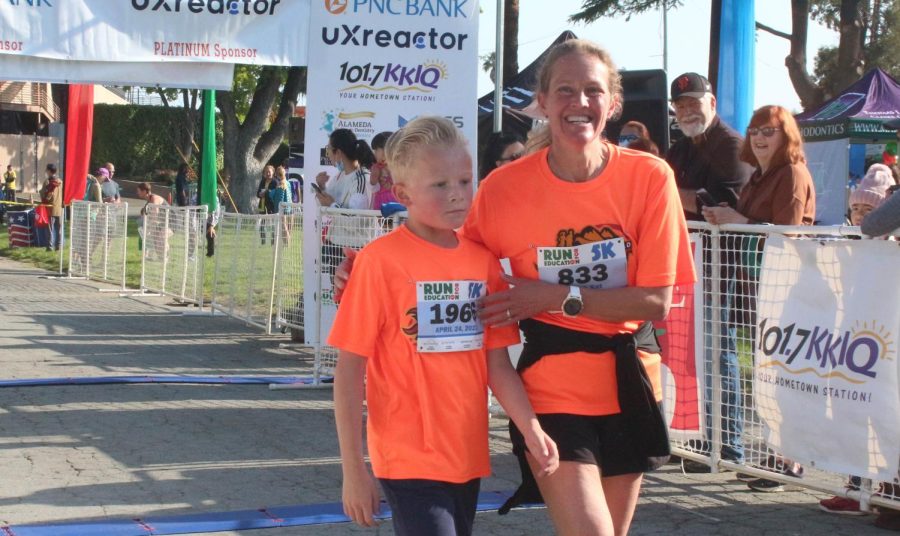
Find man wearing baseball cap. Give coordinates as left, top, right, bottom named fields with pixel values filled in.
left=666, top=72, right=752, bottom=221
left=666, top=73, right=752, bottom=475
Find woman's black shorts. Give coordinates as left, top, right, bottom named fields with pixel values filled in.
left=509, top=412, right=660, bottom=477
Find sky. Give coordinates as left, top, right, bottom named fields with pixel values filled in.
left=475, top=1, right=840, bottom=113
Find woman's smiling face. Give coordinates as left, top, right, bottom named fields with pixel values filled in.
left=538, top=51, right=617, bottom=148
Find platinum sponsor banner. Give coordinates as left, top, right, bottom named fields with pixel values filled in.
left=754, top=235, right=900, bottom=480
left=301, top=0, right=478, bottom=346
left=0, top=0, right=308, bottom=66
left=0, top=55, right=235, bottom=89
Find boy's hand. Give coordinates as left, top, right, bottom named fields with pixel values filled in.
left=332, top=247, right=358, bottom=303
left=525, top=426, right=559, bottom=477
left=342, top=466, right=381, bottom=527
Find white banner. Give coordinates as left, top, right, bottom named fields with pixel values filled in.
left=0, top=0, right=308, bottom=66
left=804, top=138, right=850, bottom=225
left=301, top=0, right=479, bottom=345
left=0, top=56, right=235, bottom=89
left=754, top=235, right=900, bottom=480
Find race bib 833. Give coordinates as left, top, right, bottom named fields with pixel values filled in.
left=537, top=238, right=628, bottom=289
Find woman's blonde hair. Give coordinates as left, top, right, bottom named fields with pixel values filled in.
left=275, top=166, right=287, bottom=180
left=385, top=116, right=468, bottom=181
left=526, top=39, right=623, bottom=154
left=263, top=165, right=275, bottom=177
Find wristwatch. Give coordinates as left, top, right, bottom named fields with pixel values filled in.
left=561, top=286, right=583, bottom=317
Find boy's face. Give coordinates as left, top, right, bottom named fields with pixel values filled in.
left=394, top=145, right=473, bottom=231
left=850, top=202, right=874, bottom=226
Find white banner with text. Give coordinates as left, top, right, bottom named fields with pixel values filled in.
left=0, top=0, right=309, bottom=66
left=754, top=235, right=900, bottom=481
left=301, top=0, right=479, bottom=345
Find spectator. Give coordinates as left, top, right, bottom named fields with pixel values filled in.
left=83, top=174, right=102, bottom=203
left=369, top=131, right=398, bottom=210
left=668, top=73, right=751, bottom=473
left=701, top=105, right=815, bottom=226
left=175, top=163, right=193, bottom=207
left=480, top=131, right=525, bottom=180
left=618, top=120, right=651, bottom=147
left=703, top=105, right=815, bottom=492
left=666, top=72, right=752, bottom=221
left=861, top=183, right=900, bottom=237
left=97, top=167, right=121, bottom=203
left=257, top=165, right=276, bottom=245
left=136, top=182, right=169, bottom=260
left=39, top=163, right=63, bottom=251
left=314, top=128, right=373, bottom=210
left=268, top=166, right=290, bottom=212
left=627, top=137, right=660, bottom=156
left=104, top=162, right=116, bottom=180
left=3, top=164, right=16, bottom=201
left=315, top=129, right=375, bottom=274
left=848, top=164, right=893, bottom=226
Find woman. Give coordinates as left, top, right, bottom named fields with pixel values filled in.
left=337, top=39, right=695, bottom=535
left=268, top=166, right=291, bottom=243
left=315, top=128, right=375, bottom=274
left=369, top=130, right=398, bottom=210
left=480, top=131, right=526, bottom=180
left=175, top=163, right=194, bottom=207
left=617, top=120, right=651, bottom=147
left=701, top=105, right=815, bottom=226
left=702, top=106, right=814, bottom=493
left=257, top=165, right=276, bottom=245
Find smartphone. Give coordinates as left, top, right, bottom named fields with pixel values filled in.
left=696, top=188, right=718, bottom=208
left=311, top=183, right=323, bottom=195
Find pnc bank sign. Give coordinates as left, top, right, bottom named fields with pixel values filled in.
left=325, top=0, right=469, bottom=17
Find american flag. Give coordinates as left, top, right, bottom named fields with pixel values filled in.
left=8, top=210, right=35, bottom=248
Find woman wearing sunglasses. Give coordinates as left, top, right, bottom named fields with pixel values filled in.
left=701, top=105, right=815, bottom=226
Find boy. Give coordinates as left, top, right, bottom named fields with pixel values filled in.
left=329, top=117, right=558, bottom=536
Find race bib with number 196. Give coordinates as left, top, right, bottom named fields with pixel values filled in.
left=536, top=238, right=628, bottom=289
left=416, top=280, right=485, bottom=353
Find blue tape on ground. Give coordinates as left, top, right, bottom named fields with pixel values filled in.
left=0, top=376, right=332, bottom=388
left=2, top=491, right=532, bottom=536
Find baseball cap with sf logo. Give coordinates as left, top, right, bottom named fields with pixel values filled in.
left=671, top=72, right=713, bottom=100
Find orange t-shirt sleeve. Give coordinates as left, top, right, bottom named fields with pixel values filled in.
left=460, top=185, right=491, bottom=249
left=484, top=256, right=521, bottom=349
left=326, top=249, right=385, bottom=357
left=634, top=162, right=697, bottom=288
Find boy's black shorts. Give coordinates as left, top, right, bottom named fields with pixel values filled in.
left=510, top=412, right=658, bottom=477
left=379, top=478, right=480, bottom=536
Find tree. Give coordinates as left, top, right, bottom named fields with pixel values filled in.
left=216, top=65, right=305, bottom=213
left=145, top=87, right=200, bottom=165
left=572, top=0, right=900, bottom=112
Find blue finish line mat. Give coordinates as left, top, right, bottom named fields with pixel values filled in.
left=0, top=376, right=332, bottom=388
left=0, top=491, right=538, bottom=535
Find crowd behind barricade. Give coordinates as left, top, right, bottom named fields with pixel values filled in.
left=2, top=38, right=899, bottom=535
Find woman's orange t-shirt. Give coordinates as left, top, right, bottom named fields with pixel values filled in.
left=462, top=144, right=696, bottom=416
left=328, top=225, right=521, bottom=483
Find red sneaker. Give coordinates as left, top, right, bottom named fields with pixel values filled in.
left=818, top=496, right=866, bottom=516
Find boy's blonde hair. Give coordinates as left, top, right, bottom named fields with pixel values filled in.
left=385, top=116, right=468, bottom=182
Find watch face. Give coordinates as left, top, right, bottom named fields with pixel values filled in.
left=563, top=297, right=583, bottom=316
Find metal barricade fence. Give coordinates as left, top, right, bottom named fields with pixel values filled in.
left=210, top=212, right=281, bottom=332
left=274, top=203, right=304, bottom=339
left=139, top=204, right=207, bottom=305
left=313, top=207, right=404, bottom=383
left=674, top=221, right=899, bottom=514
left=68, top=200, right=129, bottom=289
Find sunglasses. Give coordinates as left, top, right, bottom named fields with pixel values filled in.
left=747, top=126, right=781, bottom=137
left=498, top=152, right=523, bottom=163
left=618, top=134, right=639, bottom=145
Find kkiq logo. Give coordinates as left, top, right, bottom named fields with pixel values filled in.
left=132, top=0, right=282, bottom=15
left=325, top=0, right=470, bottom=17
left=325, top=0, right=348, bottom=14
left=756, top=318, right=896, bottom=384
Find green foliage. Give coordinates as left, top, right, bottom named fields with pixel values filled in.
left=92, top=104, right=223, bottom=179
left=569, top=0, right=682, bottom=23
left=231, top=65, right=291, bottom=122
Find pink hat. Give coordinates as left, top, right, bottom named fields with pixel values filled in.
left=850, top=164, right=894, bottom=208
left=96, top=167, right=110, bottom=178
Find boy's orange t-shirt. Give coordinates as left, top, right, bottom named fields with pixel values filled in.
left=463, top=144, right=696, bottom=416
left=327, top=225, right=520, bottom=483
